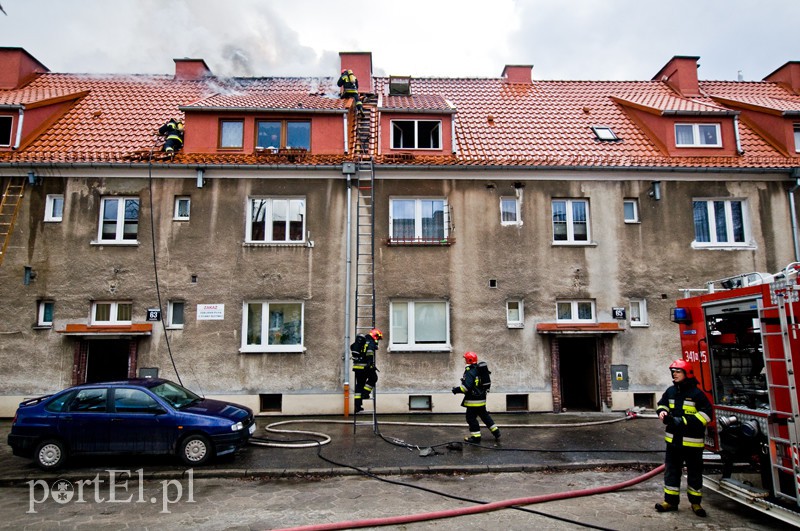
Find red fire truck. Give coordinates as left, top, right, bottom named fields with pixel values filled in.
left=672, top=263, right=800, bottom=524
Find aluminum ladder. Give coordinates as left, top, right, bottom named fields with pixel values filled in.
left=0, top=177, right=25, bottom=267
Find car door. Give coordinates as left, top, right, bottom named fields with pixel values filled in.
left=109, top=387, right=174, bottom=454
left=59, top=387, right=111, bottom=454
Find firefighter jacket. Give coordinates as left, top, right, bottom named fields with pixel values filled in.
left=656, top=378, right=712, bottom=448
left=158, top=119, right=184, bottom=152
left=350, top=334, right=377, bottom=370
left=337, top=71, right=359, bottom=96
left=456, top=364, right=487, bottom=408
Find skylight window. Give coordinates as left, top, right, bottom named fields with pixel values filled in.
left=591, top=126, right=618, bottom=141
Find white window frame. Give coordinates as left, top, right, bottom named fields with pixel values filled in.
left=794, top=124, right=800, bottom=153
left=246, top=197, right=306, bottom=244
left=556, top=300, right=596, bottom=323
left=173, top=197, right=191, bottom=221
left=240, top=301, right=304, bottom=353
left=630, top=299, right=649, bottom=327
left=44, top=194, right=64, bottom=222
left=552, top=199, right=590, bottom=244
left=692, top=198, right=751, bottom=248
left=167, top=301, right=185, bottom=329
left=389, top=197, right=449, bottom=242
left=0, top=115, right=12, bottom=147
left=37, top=300, right=54, bottom=327
left=390, top=120, right=442, bottom=150
left=500, top=197, right=521, bottom=225
left=675, top=123, right=721, bottom=147
left=96, top=197, right=139, bottom=244
left=91, top=301, right=132, bottom=325
left=389, top=300, right=451, bottom=352
left=220, top=120, right=244, bottom=149
left=591, top=125, right=618, bottom=141
left=506, top=300, right=524, bottom=328
left=623, top=199, right=639, bottom=223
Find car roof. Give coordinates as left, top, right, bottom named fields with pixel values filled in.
left=72, top=378, right=170, bottom=390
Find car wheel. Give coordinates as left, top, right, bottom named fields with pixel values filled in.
left=35, top=439, right=66, bottom=470
left=179, top=434, right=212, bottom=466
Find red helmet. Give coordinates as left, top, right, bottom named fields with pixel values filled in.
left=669, top=359, right=694, bottom=378
left=463, top=351, right=478, bottom=364
left=369, top=328, right=383, bottom=341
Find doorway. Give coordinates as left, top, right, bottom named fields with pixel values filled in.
left=85, top=339, right=131, bottom=382
left=558, top=337, right=600, bottom=411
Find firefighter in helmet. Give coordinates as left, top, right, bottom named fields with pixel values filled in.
left=337, top=69, right=363, bottom=116
left=655, top=359, right=713, bottom=517
left=158, top=118, right=184, bottom=154
left=351, top=328, right=381, bottom=413
left=452, top=351, right=500, bottom=443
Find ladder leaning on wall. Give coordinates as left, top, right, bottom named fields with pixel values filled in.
left=0, top=177, right=25, bottom=267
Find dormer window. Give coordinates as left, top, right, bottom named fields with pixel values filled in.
left=389, top=76, right=411, bottom=96
left=256, top=120, right=310, bottom=151
left=591, top=126, right=618, bottom=141
left=794, top=124, right=800, bottom=153
left=220, top=120, right=244, bottom=149
left=391, top=120, right=441, bottom=149
left=675, top=123, right=721, bottom=147
left=0, top=116, right=12, bottom=147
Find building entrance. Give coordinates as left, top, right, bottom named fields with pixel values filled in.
left=85, top=339, right=131, bottom=382
left=558, top=337, right=600, bottom=411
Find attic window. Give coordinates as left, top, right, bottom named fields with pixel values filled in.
left=591, top=126, right=618, bottom=141
left=0, top=116, right=12, bottom=147
left=794, top=124, right=800, bottom=153
left=389, top=76, right=411, bottom=96
left=675, top=123, right=721, bottom=147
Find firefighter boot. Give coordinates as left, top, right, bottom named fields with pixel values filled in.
left=654, top=502, right=678, bottom=512
left=691, top=504, right=707, bottom=517
left=490, top=426, right=501, bottom=440
left=464, top=434, right=481, bottom=443
left=354, top=399, right=363, bottom=413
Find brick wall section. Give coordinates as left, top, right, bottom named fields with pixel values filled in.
left=127, top=340, right=138, bottom=378
left=598, top=337, right=612, bottom=410
left=550, top=337, right=561, bottom=412
left=72, top=340, right=88, bottom=385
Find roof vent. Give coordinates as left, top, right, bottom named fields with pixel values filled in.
left=174, top=58, right=212, bottom=81
left=501, top=65, right=533, bottom=84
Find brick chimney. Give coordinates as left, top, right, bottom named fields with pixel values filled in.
left=174, top=58, right=212, bottom=81
left=502, top=65, right=533, bottom=84
left=653, top=56, right=701, bottom=97
left=764, top=61, right=800, bottom=95
left=339, top=52, right=372, bottom=94
left=0, top=47, right=48, bottom=90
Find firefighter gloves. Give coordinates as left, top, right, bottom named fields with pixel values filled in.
left=451, top=386, right=460, bottom=394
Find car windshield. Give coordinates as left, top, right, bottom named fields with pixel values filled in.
left=150, top=381, right=202, bottom=409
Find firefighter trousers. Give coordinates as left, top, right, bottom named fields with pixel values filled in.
left=663, top=443, right=704, bottom=505
left=353, top=367, right=378, bottom=408
left=465, top=406, right=498, bottom=439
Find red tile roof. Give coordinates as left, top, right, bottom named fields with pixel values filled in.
left=1, top=68, right=798, bottom=170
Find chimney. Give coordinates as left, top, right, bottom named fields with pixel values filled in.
left=339, top=52, right=372, bottom=94
left=653, top=56, right=701, bottom=97
left=764, top=61, right=800, bottom=95
left=0, top=47, right=48, bottom=90
left=501, top=65, right=533, bottom=84
left=174, top=58, right=212, bottom=81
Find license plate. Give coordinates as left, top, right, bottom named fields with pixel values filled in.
left=249, top=422, right=256, bottom=435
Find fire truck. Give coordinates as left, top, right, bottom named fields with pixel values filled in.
left=673, top=263, right=800, bottom=525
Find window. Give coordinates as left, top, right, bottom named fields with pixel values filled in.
left=0, top=115, right=12, bottom=146
left=92, top=301, right=132, bottom=325
left=552, top=199, right=589, bottom=243
left=37, top=301, right=54, bottom=327
left=630, top=299, right=648, bottom=327
left=44, top=194, right=64, bottom=222
left=500, top=197, right=521, bottom=225
left=591, top=126, right=618, bottom=141
left=113, top=388, right=162, bottom=414
left=167, top=301, right=185, bottom=329
left=220, top=120, right=244, bottom=148
left=389, top=198, right=448, bottom=242
left=623, top=199, right=639, bottom=223
left=693, top=199, right=749, bottom=247
left=391, top=120, right=441, bottom=149
left=241, top=301, right=304, bottom=353
left=98, top=197, right=139, bottom=243
left=556, top=300, right=595, bottom=323
left=256, top=120, right=310, bottom=150
left=794, top=124, right=800, bottom=153
left=68, top=388, right=108, bottom=412
left=389, top=76, right=411, bottom=96
left=506, top=300, right=524, bottom=328
left=675, top=123, right=721, bottom=147
left=390, top=300, right=450, bottom=351
left=174, top=197, right=190, bottom=220
left=247, top=197, right=305, bottom=243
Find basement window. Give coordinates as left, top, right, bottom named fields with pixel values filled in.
left=591, top=125, right=618, bottom=141
left=409, top=395, right=431, bottom=411
left=260, top=394, right=282, bottom=412
left=0, top=115, right=12, bottom=146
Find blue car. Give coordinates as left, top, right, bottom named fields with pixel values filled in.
left=7, top=378, right=256, bottom=469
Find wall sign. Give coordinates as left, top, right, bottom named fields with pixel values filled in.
left=612, top=307, right=626, bottom=320
left=146, top=308, right=161, bottom=321
left=197, top=304, right=225, bottom=320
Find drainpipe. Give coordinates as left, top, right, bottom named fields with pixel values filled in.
left=733, top=115, right=743, bottom=155
left=343, top=114, right=349, bottom=154
left=790, top=168, right=800, bottom=261
left=342, top=165, right=356, bottom=415
left=13, top=108, right=24, bottom=149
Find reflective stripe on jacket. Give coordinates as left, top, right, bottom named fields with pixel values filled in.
left=656, top=379, right=712, bottom=448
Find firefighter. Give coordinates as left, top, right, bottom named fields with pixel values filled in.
left=337, top=69, right=363, bottom=116
left=655, top=359, right=713, bottom=517
left=158, top=118, right=184, bottom=154
left=351, top=328, right=381, bottom=413
left=452, top=351, right=500, bottom=443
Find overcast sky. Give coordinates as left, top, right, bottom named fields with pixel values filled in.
left=1, top=0, right=798, bottom=82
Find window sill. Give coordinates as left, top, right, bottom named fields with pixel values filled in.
left=507, top=323, right=524, bottom=329
left=388, top=345, right=452, bottom=353
left=552, top=241, right=597, bottom=247
left=623, top=220, right=640, bottom=225
left=32, top=325, right=53, bottom=330
left=165, top=326, right=184, bottom=331
left=173, top=218, right=190, bottom=222
left=501, top=222, right=524, bottom=227
left=386, top=237, right=455, bottom=246
left=243, top=241, right=308, bottom=248
left=691, top=242, right=756, bottom=250
left=630, top=323, right=650, bottom=328
left=239, top=346, right=305, bottom=354
left=44, top=219, right=62, bottom=223
left=90, top=240, right=140, bottom=246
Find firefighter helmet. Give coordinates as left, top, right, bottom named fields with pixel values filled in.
left=669, top=359, right=693, bottom=378
left=369, top=328, right=383, bottom=341
left=463, top=351, right=478, bottom=364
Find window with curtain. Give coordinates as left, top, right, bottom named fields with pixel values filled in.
left=556, top=300, right=595, bottom=323
left=389, top=198, right=447, bottom=243
left=98, top=197, right=139, bottom=243
left=501, top=197, right=520, bottom=224
left=241, top=301, right=304, bottom=352
left=220, top=120, right=244, bottom=148
left=390, top=300, right=450, bottom=351
left=247, top=197, right=305, bottom=243
left=693, top=199, right=748, bottom=247
left=552, top=199, right=589, bottom=243
left=675, top=123, right=721, bottom=147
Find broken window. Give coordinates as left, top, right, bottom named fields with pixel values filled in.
left=0, top=115, right=12, bottom=146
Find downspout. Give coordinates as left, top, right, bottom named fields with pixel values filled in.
left=790, top=168, right=800, bottom=261
left=733, top=114, right=743, bottom=155
left=342, top=167, right=354, bottom=415
left=343, top=114, right=349, bottom=154
left=13, top=108, right=24, bottom=149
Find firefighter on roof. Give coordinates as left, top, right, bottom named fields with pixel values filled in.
left=337, top=69, right=363, bottom=116
left=655, top=359, right=713, bottom=517
left=158, top=118, right=184, bottom=154
left=452, top=351, right=500, bottom=443
left=351, top=328, right=381, bottom=413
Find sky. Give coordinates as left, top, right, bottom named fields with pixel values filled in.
left=1, top=0, right=799, bottom=82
